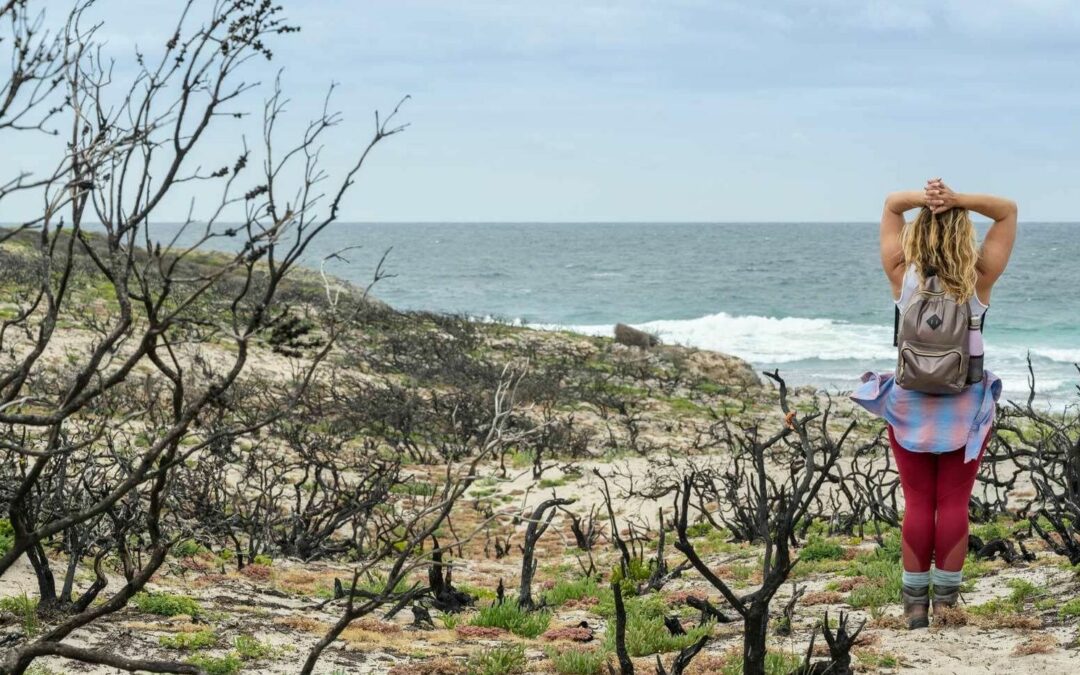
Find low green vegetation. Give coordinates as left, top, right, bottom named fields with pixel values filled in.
left=856, top=651, right=900, bottom=669
left=173, top=539, right=206, bottom=558
left=132, top=592, right=202, bottom=617
left=389, top=480, right=438, bottom=497
left=712, top=650, right=803, bottom=674
left=159, top=630, right=218, bottom=650
left=546, top=646, right=607, bottom=675
left=187, top=654, right=241, bottom=675
left=466, top=644, right=527, bottom=675
left=969, top=578, right=1048, bottom=619
left=356, top=571, right=410, bottom=596
left=469, top=601, right=552, bottom=638
left=599, top=594, right=713, bottom=657
left=1006, top=578, right=1042, bottom=604
left=439, top=613, right=461, bottom=629
left=0, top=594, right=40, bottom=636
left=968, top=597, right=1019, bottom=618
left=799, top=535, right=844, bottom=562
left=544, top=576, right=601, bottom=606
left=845, top=532, right=902, bottom=611
left=609, top=559, right=654, bottom=596
left=1058, top=597, right=1080, bottom=618
left=684, top=524, right=742, bottom=555
left=233, top=634, right=273, bottom=661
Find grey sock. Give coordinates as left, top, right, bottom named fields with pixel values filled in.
left=902, top=569, right=930, bottom=588
left=932, top=567, right=963, bottom=587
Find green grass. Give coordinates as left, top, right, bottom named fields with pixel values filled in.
left=159, top=630, right=218, bottom=650
left=684, top=521, right=713, bottom=538
left=799, top=535, right=844, bottom=562
left=1058, top=597, right=1080, bottom=618
left=598, top=594, right=713, bottom=657
left=710, top=650, right=802, bottom=674
left=856, top=651, right=899, bottom=669
left=187, top=654, right=241, bottom=675
left=173, top=539, right=206, bottom=557
left=440, top=613, right=462, bottom=629
left=132, top=592, right=202, bottom=617
left=469, top=601, right=551, bottom=638
left=845, top=532, right=902, bottom=610
left=967, top=578, right=1047, bottom=619
left=545, top=576, right=601, bottom=606
left=968, top=597, right=1019, bottom=617
left=961, top=556, right=997, bottom=584
left=507, top=448, right=537, bottom=469
left=390, top=480, right=438, bottom=497
left=457, top=583, right=495, bottom=601
left=356, top=571, right=410, bottom=596
left=684, top=524, right=741, bottom=555
left=610, top=558, right=654, bottom=587
left=466, top=644, right=527, bottom=675
left=694, top=380, right=727, bottom=395
left=1006, top=578, right=1042, bottom=604
left=233, top=634, right=272, bottom=660
left=546, top=646, right=608, bottom=674
left=0, top=593, right=40, bottom=636
left=666, top=396, right=708, bottom=416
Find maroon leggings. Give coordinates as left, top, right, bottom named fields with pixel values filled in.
left=888, top=425, right=990, bottom=573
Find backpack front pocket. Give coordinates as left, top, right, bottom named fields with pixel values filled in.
left=897, top=341, right=967, bottom=394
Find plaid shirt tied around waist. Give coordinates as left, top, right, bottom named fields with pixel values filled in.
left=850, top=371, right=1001, bottom=463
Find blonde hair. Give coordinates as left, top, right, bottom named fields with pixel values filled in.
left=901, top=207, right=978, bottom=301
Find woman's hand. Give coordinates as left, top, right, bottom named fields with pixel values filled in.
left=924, top=178, right=958, bottom=214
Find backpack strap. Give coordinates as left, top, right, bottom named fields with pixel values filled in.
left=893, top=305, right=900, bottom=347
left=969, top=309, right=986, bottom=332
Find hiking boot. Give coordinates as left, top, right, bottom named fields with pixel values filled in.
left=902, top=584, right=930, bottom=629
left=933, top=584, right=961, bottom=615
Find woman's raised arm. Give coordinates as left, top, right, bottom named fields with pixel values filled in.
left=925, top=180, right=1017, bottom=297
left=881, top=190, right=925, bottom=297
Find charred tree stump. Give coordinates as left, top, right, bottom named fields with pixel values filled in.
left=609, top=581, right=635, bottom=675
left=428, top=542, right=474, bottom=613
left=655, top=634, right=709, bottom=675
left=411, top=604, right=435, bottom=629
left=777, top=582, right=805, bottom=636
left=567, top=505, right=601, bottom=551
left=819, top=609, right=866, bottom=675
left=518, top=497, right=574, bottom=610
left=663, top=615, right=685, bottom=636
left=686, top=595, right=732, bottom=625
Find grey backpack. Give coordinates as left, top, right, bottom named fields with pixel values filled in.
left=893, top=273, right=983, bottom=395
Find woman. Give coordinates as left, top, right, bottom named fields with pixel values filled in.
left=852, top=178, right=1017, bottom=629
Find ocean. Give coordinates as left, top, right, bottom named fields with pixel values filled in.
left=176, top=222, right=1080, bottom=407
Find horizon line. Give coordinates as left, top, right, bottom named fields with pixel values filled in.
left=7, top=220, right=1077, bottom=226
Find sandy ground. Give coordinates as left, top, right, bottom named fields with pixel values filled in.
left=2, top=445, right=1079, bottom=674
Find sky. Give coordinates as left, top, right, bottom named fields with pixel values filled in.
left=6, top=0, right=1080, bottom=222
